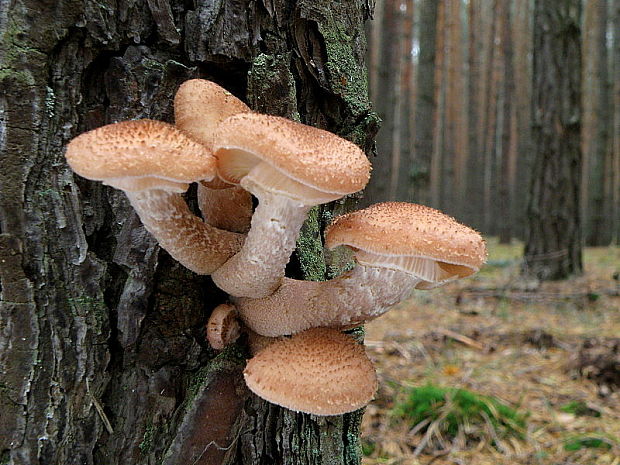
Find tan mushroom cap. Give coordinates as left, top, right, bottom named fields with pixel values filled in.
left=214, top=113, right=371, bottom=202
left=174, top=79, right=251, bottom=151
left=325, top=202, right=487, bottom=284
left=243, top=328, right=377, bottom=416
left=206, top=303, right=241, bottom=350
left=65, top=119, right=216, bottom=192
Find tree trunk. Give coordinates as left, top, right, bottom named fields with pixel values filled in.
left=429, top=0, right=446, bottom=210
left=613, top=0, right=620, bottom=244
left=512, top=0, right=533, bottom=240
left=481, top=0, right=500, bottom=235
left=582, top=0, right=612, bottom=246
left=363, top=0, right=401, bottom=205
left=411, top=0, right=438, bottom=206
left=0, top=1, right=378, bottom=464
left=465, top=0, right=483, bottom=229
left=498, top=0, right=514, bottom=244
left=396, top=0, right=416, bottom=202
left=523, top=0, right=583, bottom=281
left=443, top=0, right=467, bottom=220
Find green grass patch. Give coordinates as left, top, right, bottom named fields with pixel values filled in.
left=559, top=400, right=601, bottom=417
left=392, top=384, right=527, bottom=448
left=563, top=434, right=615, bottom=452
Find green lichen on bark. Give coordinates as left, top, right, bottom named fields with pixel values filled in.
left=247, top=52, right=299, bottom=119
left=139, top=422, right=158, bottom=454
left=295, top=207, right=327, bottom=281
left=319, top=20, right=369, bottom=115
left=187, top=344, right=247, bottom=402
left=0, top=14, right=41, bottom=84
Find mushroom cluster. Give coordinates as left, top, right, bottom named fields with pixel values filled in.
left=65, top=79, right=486, bottom=417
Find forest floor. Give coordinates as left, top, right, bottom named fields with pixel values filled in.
left=361, top=238, right=620, bottom=465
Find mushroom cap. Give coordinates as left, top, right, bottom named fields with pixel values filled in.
left=325, top=202, right=487, bottom=285
left=66, top=119, right=216, bottom=192
left=243, top=328, right=377, bottom=415
left=174, top=79, right=251, bottom=151
left=206, top=303, right=241, bottom=350
left=213, top=113, right=371, bottom=203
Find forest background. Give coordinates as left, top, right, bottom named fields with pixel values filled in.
left=361, top=1, right=620, bottom=463
left=365, top=0, right=619, bottom=251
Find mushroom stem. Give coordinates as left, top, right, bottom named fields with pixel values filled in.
left=234, top=265, right=422, bottom=337
left=126, top=190, right=245, bottom=274
left=211, top=189, right=311, bottom=297
left=197, top=182, right=253, bottom=233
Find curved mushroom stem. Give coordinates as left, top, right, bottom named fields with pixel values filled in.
left=197, top=182, right=253, bottom=233
left=211, top=189, right=311, bottom=298
left=234, top=265, right=423, bottom=337
left=125, top=189, right=245, bottom=274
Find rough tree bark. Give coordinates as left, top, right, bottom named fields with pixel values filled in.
left=523, top=0, right=583, bottom=280
left=0, top=1, right=378, bottom=464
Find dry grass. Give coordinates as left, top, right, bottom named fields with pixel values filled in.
left=362, top=238, right=620, bottom=465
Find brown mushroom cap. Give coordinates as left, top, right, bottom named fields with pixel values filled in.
left=174, top=79, right=251, bottom=151
left=65, top=119, right=216, bottom=192
left=243, top=328, right=377, bottom=415
left=206, top=303, right=241, bottom=350
left=214, top=113, right=371, bottom=203
left=325, top=202, right=487, bottom=285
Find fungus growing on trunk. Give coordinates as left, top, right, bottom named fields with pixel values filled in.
left=65, top=119, right=244, bottom=274
left=243, top=327, right=377, bottom=415
left=235, top=202, right=487, bottom=336
left=196, top=182, right=253, bottom=233
left=206, top=303, right=241, bottom=350
left=210, top=113, right=371, bottom=298
left=174, top=79, right=254, bottom=233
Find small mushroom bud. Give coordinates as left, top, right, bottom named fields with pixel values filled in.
left=206, top=303, right=241, bottom=350
left=243, top=328, right=377, bottom=416
left=235, top=203, right=487, bottom=336
left=211, top=113, right=371, bottom=298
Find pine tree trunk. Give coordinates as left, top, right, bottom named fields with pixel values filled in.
left=523, top=0, right=583, bottom=281
left=512, top=0, right=533, bottom=240
left=613, top=0, right=620, bottom=244
left=363, top=0, right=401, bottom=205
left=411, top=0, right=438, bottom=206
left=582, top=0, right=612, bottom=246
left=498, top=0, right=514, bottom=244
left=0, top=1, right=378, bottom=464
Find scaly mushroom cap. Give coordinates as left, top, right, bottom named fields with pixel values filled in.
left=174, top=79, right=251, bottom=151
left=65, top=119, right=216, bottom=192
left=325, top=202, right=487, bottom=287
left=243, top=328, right=377, bottom=415
left=214, top=113, right=371, bottom=203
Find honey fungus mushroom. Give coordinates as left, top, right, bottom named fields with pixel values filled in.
left=206, top=303, right=241, bottom=350
left=65, top=119, right=244, bottom=274
left=174, top=79, right=254, bottom=233
left=210, top=113, right=371, bottom=298
left=234, top=202, right=487, bottom=337
left=243, top=328, right=377, bottom=416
